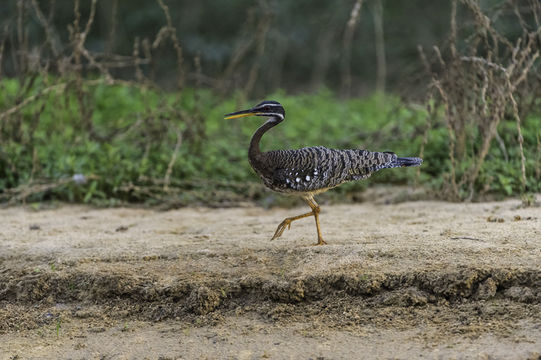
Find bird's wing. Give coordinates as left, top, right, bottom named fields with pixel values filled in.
left=273, top=165, right=323, bottom=192
left=264, top=147, right=399, bottom=192
left=260, top=147, right=324, bottom=192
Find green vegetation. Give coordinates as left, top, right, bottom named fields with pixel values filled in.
left=1, top=78, right=539, bottom=206
left=1, top=1, right=539, bottom=206
left=55, top=317, right=61, bottom=337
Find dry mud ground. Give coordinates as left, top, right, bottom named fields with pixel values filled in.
left=1, top=194, right=541, bottom=359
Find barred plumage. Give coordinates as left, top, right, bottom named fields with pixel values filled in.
left=225, top=100, right=423, bottom=246
left=257, top=147, right=405, bottom=194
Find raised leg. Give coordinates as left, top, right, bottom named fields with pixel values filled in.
left=271, top=210, right=314, bottom=240
left=270, top=195, right=327, bottom=245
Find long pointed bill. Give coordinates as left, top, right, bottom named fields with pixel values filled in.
left=224, top=109, right=257, bottom=119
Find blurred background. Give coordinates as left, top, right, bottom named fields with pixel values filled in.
left=0, top=0, right=540, bottom=207
left=0, top=0, right=456, bottom=95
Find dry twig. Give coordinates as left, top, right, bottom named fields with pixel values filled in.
left=341, top=0, right=364, bottom=97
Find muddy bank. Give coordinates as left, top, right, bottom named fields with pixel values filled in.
left=1, top=195, right=540, bottom=358
left=1, top=261, right=540, bottom=316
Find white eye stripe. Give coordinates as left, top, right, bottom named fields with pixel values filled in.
left=261, top=112, right=284, bottom=119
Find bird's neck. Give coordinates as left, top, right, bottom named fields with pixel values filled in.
left=249, top=117, right=281, bottom=165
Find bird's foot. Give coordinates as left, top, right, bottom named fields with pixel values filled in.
left=313, top=237, right=327, bottom=246
left=270, top=218, right=292, bottom=241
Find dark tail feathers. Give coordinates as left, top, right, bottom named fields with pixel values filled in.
left=388, top=157, right=423, bottom=168
left=393, top=156, right=423, bottom=167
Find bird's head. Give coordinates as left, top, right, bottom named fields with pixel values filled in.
left=224, top=100, right=285, bottom=122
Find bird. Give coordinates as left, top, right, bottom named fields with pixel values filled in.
left=224, top=100, right=422, bottom=246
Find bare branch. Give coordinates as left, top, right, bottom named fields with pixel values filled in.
left=341, top=0, right=364, bottom=97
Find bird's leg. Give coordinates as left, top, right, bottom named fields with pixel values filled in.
left=270, top=195, right=327, bottom=246
left=305, top=196, right=327, bottom=246
left=271, top=210, right=314, bottom=241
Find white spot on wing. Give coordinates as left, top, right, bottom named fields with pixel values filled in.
left=305, top=175, right=310, bottom=181
left=295, top=177, right=301, bottom=182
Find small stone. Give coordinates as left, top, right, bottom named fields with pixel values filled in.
left=504, top=286, right=535, bottom=302
left=116, top=225, right=129, bottom=232
left=475, top=278, right=497, bottom=300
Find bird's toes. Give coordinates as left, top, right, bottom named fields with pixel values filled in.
left=270, top=219, right=292, bottom=241
left=271, top=227, right=284, bottom=241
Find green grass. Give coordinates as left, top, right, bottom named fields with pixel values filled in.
left=0, top=77, right=539, bottom=205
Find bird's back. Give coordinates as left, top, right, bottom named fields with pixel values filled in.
left=251, top=146, right=416, bottom=194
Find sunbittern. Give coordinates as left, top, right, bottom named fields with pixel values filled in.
left=225, top=101, right=422, bottom=245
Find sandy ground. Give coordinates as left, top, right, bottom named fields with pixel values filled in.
left=1, top=193, right=540, bottom=359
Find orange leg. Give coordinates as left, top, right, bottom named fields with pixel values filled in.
left=271, top=195, right=327, bottom=245
left=306, top=195, right=327, bottom=246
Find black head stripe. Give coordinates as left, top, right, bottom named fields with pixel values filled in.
left=257, top=100, right=281, bottom=107
left=254, top=100, right=285, bottom=119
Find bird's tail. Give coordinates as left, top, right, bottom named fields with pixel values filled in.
left=390, top=156, right=423, bottom=168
